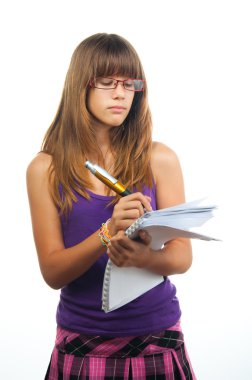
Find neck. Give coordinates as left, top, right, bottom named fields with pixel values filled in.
left=86, top=119, right=120, bottom=172
left=86, top=134, right=113, bottom=171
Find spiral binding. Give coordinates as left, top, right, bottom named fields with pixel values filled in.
left=102, top=259, right=112, bottom=312
left=125, top=218, right=144, bottom=237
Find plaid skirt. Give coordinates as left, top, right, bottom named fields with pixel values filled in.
left=45, top=322, right=196, bottom=380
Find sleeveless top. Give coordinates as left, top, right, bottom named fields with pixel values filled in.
left=56, top=184, right=181, bottom=337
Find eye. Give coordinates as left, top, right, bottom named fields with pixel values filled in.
left=98, top=78, right=114, bottom=87
left=124, top=80, right=134, bottom=89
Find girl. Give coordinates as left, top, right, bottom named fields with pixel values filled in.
left=27, top=33, right=196, bottom=379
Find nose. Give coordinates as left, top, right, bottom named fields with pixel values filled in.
left=112, top=81, right=125, bottom=98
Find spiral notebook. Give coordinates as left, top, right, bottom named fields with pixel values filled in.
left=102, top=199, right=219, bottom=312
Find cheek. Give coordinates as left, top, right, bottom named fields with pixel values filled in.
left=87, top=92, right=102, bottom=116
left=128, top=94, right=135, bottom=111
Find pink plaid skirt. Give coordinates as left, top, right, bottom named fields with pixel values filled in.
left=45, top=321, right=196, bottom=379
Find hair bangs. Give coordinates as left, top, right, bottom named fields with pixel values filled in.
left=92, top=37, right=143, bottom=79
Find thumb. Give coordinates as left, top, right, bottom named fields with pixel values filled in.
left=138, top=230, right=152, bottom=246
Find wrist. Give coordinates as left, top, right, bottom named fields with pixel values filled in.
left=136, top=246, right=154, bottom=269
left=98, top=219, right=112, bottom=248
left=107, top=218, right=116, bottom=236
left=143, top=248, right=162, bottom=270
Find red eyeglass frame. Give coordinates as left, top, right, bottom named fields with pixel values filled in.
left=89, top=77, right=145, bottom=92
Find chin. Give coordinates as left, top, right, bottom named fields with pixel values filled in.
left=107, top=118, right=126, bottom=127
left=112, top=121, right=124, bottom=127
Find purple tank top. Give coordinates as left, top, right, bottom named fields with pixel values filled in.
left=56, top=184, right=181, bottom=336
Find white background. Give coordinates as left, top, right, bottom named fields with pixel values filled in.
left=0, top=1, right=251, bottom=379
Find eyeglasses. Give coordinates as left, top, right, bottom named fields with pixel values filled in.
left=90, top=77, right=145, bottom=92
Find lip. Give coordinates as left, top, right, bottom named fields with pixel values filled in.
left=108, top=106, right=126, bottom=110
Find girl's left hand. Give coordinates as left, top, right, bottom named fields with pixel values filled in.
left=107, top=230, right=152, bottom=268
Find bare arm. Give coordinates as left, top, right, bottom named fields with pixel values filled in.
left=147, top=142, right=192, bottom=275
left=26, top=153, right=152, bottom=289
left=108, top=142, right=192, bottom=276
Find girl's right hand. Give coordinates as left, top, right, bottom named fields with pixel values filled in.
left=108, top=192, right=152, bottom=236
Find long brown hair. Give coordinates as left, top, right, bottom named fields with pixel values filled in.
left=42, top=33, right=153, bottom=215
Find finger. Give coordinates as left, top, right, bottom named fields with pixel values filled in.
left=135, top=194, right=152, bottom=213
left=144, top=196, right=152, bottom=212
left=107, top=245, right=126, bottom=267
left=113, top=201, right=142, bottom=222
left=119, top=193, right=152, bottom=213
left=122, top=209, right=142, bottom=220
left=110, top=234, right=131, bottom=251
left=117, top=200, right=145, bottom=214
left=138, top=230, right=152, bottom=245
left=108, top=251, right=121, bottom=266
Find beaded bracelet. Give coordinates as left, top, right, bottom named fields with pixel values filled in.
left=98, top=218, right=112, bottom=248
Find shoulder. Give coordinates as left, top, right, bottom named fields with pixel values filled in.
left=26, top=152, right=53, bottom=190
left=151, top=142, right=185, bottom=208
left=151, top=141, right=179, bottom=161
left=26, top=152, right=52, bottom=179
left=151, top=141, right=181, bottom=180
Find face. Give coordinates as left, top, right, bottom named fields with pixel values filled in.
left=87, top=77, right=135, bottom=128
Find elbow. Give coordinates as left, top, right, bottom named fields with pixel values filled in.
left=39, top=261, right=66, bottom=290
left=163, top=238, right=193, bottom=276
left=42, top=272, right=64, bottom=290
left=177, top=255, right=193, bottom=274
left=164, top=257, right=192, bottom=276
left=177, top=242, right=193, bottom=274
left=46, top=281, right=62, bottom=291
left=38, top=250, right=68, bottom=290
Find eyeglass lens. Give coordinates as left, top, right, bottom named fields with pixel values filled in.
left=93, top=77, right=144, bottom=91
